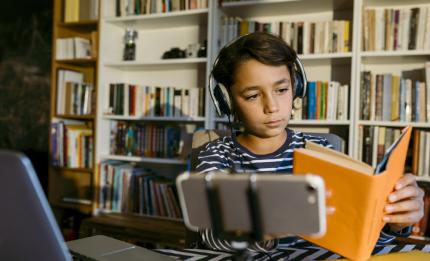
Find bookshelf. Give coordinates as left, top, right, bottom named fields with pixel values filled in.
left=48, top=0, right=430, bottom=245
left=356, top=0, right=430, bottom=237
left=84, top=0, right=213, bottom=247
left=48, top=0, right=100, bottom=239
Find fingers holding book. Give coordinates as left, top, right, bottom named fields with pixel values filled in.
left=383, top=173, right=425, bottom=230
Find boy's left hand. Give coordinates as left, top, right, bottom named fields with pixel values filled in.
left=383, top=173, right=425, bottom=232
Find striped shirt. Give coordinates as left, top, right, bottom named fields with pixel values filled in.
left=195, top=128, right=411, bottom=252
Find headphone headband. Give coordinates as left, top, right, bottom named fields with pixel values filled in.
left=209, top=33, right=308, bottom=117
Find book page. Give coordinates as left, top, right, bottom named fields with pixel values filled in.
left=305, top=141, right=374, bottom=174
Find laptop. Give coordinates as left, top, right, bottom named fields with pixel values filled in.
left=0, top=150, right=174, bottom=261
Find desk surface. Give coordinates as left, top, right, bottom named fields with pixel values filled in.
left=156, top=240, right=430, bottom=260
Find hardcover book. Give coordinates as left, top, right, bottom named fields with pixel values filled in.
left=293, top=126, right=412, bottom=261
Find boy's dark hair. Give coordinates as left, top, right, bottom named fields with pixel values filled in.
left=211, top=32, right=298, bottom=96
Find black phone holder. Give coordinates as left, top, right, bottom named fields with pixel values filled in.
left=204, top=174, right=264, bottom=261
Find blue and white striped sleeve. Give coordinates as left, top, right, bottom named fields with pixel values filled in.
left=195, top=141, right=230, bottom=174
left=376, top=225, right=413, bottom=246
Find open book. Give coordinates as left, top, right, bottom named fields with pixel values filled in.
left=293, top=126, right=412, bottom=261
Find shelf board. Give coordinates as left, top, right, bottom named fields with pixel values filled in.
left=52, top=166, right=93, bottom=173
left=103, top=115, right=205, bottom=122
left=299, top=52, right=352, bottom=60
left=289, top=120, right=351, bottom=125
left=104, top=58, right=207, bottom=70
left=416, top=176, right=430, bottom=183
left=222, top=0, right=300, bottom=7
left=102, top=155, right=188, bottom=165
left=58, top=20, right=98, bottom=27
left=104, top=9, right=208, bottom=29
left=96, top=211, right=182, bottom=222
left=220, top=0, right=352, bottom=17
left=360, top=50, right=430, bottom=57
left=51, top=201, right=92, bottom=214
left=55, top=114, right=95, bottom=120
left=56, top=58, right=97, bottom=65
left=358, top=121, right=430, bottom=128
left=216, top=118, right=350, bottom=125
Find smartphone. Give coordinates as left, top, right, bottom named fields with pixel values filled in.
left=176, top=172, right=326, bottom=239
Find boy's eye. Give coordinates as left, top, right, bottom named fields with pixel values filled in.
left=245, top=94, right=259, bottom=100
left=277, top=88, right=289, bottom=94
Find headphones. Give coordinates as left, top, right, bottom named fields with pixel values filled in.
left=208, top=35, right=308, bottom=117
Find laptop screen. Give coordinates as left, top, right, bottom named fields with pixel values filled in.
left=0, top=150, right=71, bottom=261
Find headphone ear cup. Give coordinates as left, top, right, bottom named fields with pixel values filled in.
left=294, top=74, right=304, bottom=99
left=213, top=83, right=232, bottom=116
left=293, top=57, right=307, bottom=99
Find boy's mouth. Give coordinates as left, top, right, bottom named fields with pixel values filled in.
left=264, top=119, right=282, bottom=127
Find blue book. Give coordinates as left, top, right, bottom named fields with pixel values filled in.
left=307, top=81, right=316, bottom=119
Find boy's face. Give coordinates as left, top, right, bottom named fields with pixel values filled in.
left=231, top=59, right=293, bottom=139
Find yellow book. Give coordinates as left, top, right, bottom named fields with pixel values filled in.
left=391, top=76, right=400, bottom=121
left=293, top=126, right=412, bottom=261
left=343, top=20, right=350, bottom=52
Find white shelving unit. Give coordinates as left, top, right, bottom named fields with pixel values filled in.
left=91, top=0, right=430, bottom=239
left=95, top=0, right=215, bottom=218
left=93, top=0, right=430, bottom=188
left=354, top=0, right=430, bottom=167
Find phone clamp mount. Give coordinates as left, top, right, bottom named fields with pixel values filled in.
left=205, top=173, right=265, bottom=261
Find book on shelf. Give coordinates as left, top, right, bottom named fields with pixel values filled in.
left=293, top=126, right=412, bottom=261
left=51, top=121, right=94, bottom=169
left=291, top=81, right=348, bottom=121
left=358, top=126, right=429, bottom=177
left=98, top=161, right=182, bottom=218
left=62, top=82, right=94, bottom=116
left=362, top=5, right=430, bottom=51
left=109, top=121, right=189, bottom=159
left=360, top=65, right=429, bottom=122
left=220, top=16, right=350, bottom=54
left=63, top=0, right=99, bottom=22
left=113, top=0, right=208, bottom=17
left=57, top=69, right=84, bottom=115
left=56, top=37, right=94, bottom=60
left=105, top=83, right=204, bottom=118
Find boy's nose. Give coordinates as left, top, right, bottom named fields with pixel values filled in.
left=263, top=95, right=279, bottom=114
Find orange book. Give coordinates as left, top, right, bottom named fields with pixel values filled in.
left=293, top=126, right=412, bottom=261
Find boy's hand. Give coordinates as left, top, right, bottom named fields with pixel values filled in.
left=383, top=173, right=425, bottom=232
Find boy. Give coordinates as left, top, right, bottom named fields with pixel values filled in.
left=196, top=32, right=424, bottom=252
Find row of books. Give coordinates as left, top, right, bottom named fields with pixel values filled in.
left=57, top=69, right=82, bottom=115
left=105, top=83, right=205, bottom=118
left=51, top=121, right=94, bottom=169
left=56, top=35, right=96, bottom=60
left=61, top=82, right=94, bottom=116
left=63, top=0, right=99, bottom=22
left=110, top=121, right=186, bottom=158
left=411, top=129, right=430, bottom=177
left=363, top=6, right=430, bottom=51
left=360, top=64, right=430, bottom=122
left=291, top=81, right=349, bottom=121
left=220, top=17, right=350, bottom=55
left=114, top=0, right=208, bottom=17
left=357, top=126, right=429, bottom=177
left=98, top=161, right=182, bottom=218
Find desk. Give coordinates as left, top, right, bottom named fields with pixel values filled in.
left=156, top=240, right=430, bottom=260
